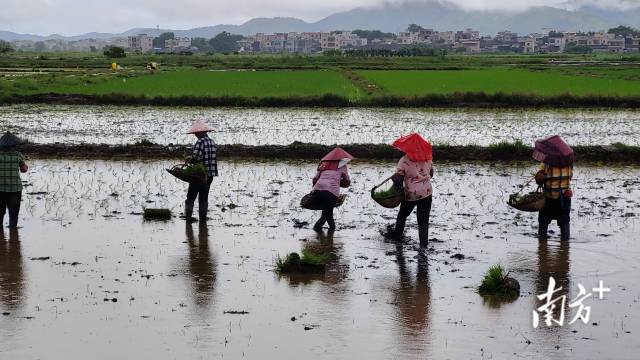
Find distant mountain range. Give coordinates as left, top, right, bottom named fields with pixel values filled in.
left=2, top=1, right=640, bottom=41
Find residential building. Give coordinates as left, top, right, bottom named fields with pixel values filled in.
left=521, top=37, right=537, bottom=53
left=165, top=37, right=191, bottom=51
left=458, top=40, right=481, bottom=53
left=128, top=34, right=153, bottom=52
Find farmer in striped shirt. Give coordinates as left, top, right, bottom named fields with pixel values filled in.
left=0, top=132, right=28, bottom=228
left=185, top=119, right=218, bottom=223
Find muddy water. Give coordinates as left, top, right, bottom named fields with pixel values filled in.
left=2, top=105, right=640, bottom=146
left=1, top=160, right=639, bottom=359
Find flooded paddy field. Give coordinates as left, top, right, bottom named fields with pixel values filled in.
left=1, top=105, right=639, bottom=146
left=1, top=159, right=639, bottom=359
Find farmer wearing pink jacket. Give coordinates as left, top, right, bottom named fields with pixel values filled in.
left=391, top=133, right=434, bottom=247
left=311, top=147, right=353, bottom=232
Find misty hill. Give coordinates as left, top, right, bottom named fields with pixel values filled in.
left=315, top=2, right=615, bottom=34
left=2, top=1, right=640, bottom=41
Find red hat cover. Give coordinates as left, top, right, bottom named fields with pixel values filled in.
left=392, top=133, right=433, bottom=161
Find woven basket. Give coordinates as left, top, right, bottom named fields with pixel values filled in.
left=166, top=164, right=208, bottom=186
left=300, top=192, right=346, bottom=210
left=371, top=176, right=404, bottom=209
left=507, top=191, right=546, bottom=212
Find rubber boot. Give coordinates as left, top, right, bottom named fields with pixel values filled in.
left=184, top=200, right=195, bottom=223
left=418, top=222, right=429, bottom=248
left=313, top=217, right=325, bottom=232
left=8, top=202, right=19, bottom=229
left=327, top=218, right=336, bottom=232
left=560, top=223, right=570, bottom=241
left=198, top=199, right=208, bottom=222
left=394, top=217, right=407, bottom=241
left=538, top=222, right=549, bottom=240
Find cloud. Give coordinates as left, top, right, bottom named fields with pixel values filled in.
left=1, top=0, right=638, bottom=35
left=444, top=0, right=640, bottom=11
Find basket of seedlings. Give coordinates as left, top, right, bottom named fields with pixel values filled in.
left=300, top=193, right=346, bottom=210
left=508, top=188, right=546, bottom=212
left=371, top=176, right=404, bottom=209
left=166, top=162, right=208, bottom=186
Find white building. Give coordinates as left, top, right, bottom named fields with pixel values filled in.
left=165, top=37, right=191, bottom=51
left=437, top=31, right=455, bottom=45
left=458, top=40, right=481, bottom=53
left=128, top=34, right=153, bottom=52
left=521, top=37, right=537, bottom=53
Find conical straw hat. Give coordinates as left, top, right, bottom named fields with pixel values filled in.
left=0, top=132, right=24, bottom=147
left=186, top=119, right=215, bottom=134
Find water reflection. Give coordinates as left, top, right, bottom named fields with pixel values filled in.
left=536, top=239, right=571, bottom=322
left=184, top=223, right=216, bottom=310
left=533, top=239, right=571, bottom=358
left=0, top=228, right=24, bottom=311
left=393, top=244, right=431, bottom=342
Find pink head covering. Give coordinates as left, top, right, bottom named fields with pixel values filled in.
left=532, top=135, right=574, bottom=167
left=187, top=119, right=215, bottom=134
left=321, top=147, right=355, bottom=168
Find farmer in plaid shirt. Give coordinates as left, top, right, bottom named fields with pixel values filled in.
left=0, top=132, right=28, bottom=228
left=185, top=119, right=218, bottom=222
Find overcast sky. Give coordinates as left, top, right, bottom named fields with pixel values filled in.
left=2, top=0, right=638, bottom=35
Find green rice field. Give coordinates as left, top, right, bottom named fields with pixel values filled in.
left=357, top=69, right=640, bottom=96
left=52, top=70, right=364, bottom=99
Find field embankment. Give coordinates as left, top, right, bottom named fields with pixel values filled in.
left=6, top=92, right=640, bottom=108
left=18, top=142, right=640, bottom=163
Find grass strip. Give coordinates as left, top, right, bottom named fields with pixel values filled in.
left=5, top=92, right=640, bottom=108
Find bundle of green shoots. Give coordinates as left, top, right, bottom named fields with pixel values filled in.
left=373, top=184, right=402, bottom=199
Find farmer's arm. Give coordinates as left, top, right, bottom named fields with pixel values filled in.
left=191, top=140, right=203, bottom=163
left=340, top=167, right=351, bottom=188
left=535, top=164, right=546, bottom=186
left=312, top=171, right=320, bottom=186
left=19, top=155, right=28, bottom=173
left=392, top=160, right=406, bottom=187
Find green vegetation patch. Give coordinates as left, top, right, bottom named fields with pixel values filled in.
left=49, top=70, right=364, bottom=100
left=488, top=139, right=530, bottom=153
left=478, top=264, right=520, bottom=302
left=275, top=249, right=333, bottom=274
left=357, top=69, right=640, bottom=96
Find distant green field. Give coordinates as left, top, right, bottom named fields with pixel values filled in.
left=51, top=70, right=363, bottom=99
left=358, top=69, right=640, bottom=96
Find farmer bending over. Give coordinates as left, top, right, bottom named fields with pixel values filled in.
left=311, top=147, right=353, bottom=232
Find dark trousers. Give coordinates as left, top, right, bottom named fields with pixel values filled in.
left=0, top=192, right=21, bottom=228
left=313, top=190, right=338, bottom=231
left=186, top=177, right=214, bottom=218
left=539, top=197, right=571, bottom=240
left=395, top=195, right=432, bottom=246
